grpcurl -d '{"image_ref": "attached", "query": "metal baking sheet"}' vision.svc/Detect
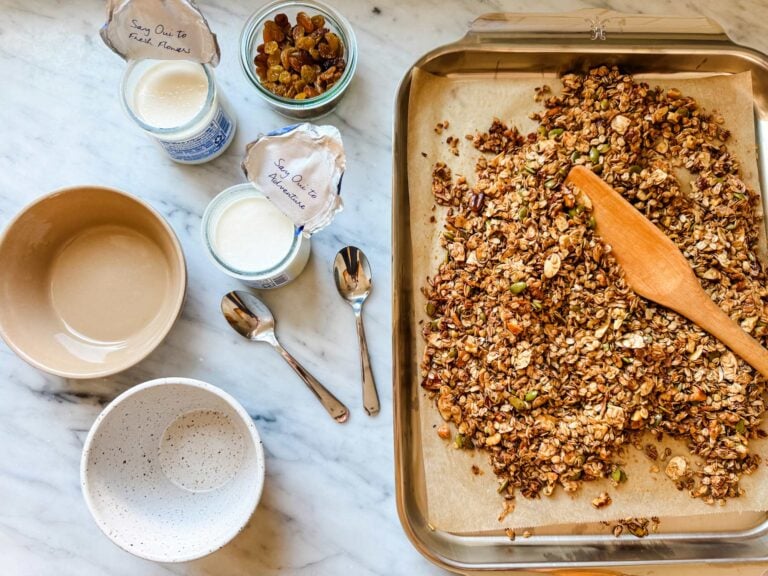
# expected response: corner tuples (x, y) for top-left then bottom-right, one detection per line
(392, 9), (768, 574)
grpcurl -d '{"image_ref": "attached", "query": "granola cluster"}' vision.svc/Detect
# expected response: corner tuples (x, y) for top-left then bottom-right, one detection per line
(421, 66), (768, 507)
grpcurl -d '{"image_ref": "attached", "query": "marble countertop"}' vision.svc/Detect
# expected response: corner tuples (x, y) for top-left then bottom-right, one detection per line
(2, 1), (768, 575)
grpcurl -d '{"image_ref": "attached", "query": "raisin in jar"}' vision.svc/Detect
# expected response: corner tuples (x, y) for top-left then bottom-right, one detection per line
(240, 0), (357, 119)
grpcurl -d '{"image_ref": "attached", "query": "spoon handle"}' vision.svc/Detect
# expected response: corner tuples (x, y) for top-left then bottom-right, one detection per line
(273, 342), (350, 423)
(355, 311), (380, 416)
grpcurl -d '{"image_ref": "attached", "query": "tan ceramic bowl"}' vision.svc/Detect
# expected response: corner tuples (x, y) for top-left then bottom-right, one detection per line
(0, 186), (186, 378)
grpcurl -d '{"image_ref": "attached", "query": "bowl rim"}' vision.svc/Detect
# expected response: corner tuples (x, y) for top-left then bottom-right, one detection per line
(0, 185), (187, 379)
(80, 377), (266, 563)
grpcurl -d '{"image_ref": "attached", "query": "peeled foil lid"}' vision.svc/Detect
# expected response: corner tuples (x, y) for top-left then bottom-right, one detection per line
(242, 124), (345, 235)
(100, 0), (220, 65)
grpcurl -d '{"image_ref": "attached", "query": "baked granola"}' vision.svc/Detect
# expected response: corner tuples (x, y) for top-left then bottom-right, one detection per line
(421, 66), (768, 509)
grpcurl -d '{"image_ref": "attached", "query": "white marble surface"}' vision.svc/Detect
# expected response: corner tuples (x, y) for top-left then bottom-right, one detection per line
(2, 1), (768, 575)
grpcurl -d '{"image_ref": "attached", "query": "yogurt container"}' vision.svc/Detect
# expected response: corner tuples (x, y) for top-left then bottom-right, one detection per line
(202, 184), (310, 289)
(100, 0), (235, 164)
(121, 59), (236, 164)
(202, 123), (344, 289)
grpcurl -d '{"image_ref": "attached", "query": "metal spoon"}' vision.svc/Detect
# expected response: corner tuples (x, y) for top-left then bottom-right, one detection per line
(333, 246), (380, 416)
(221, 291), (349, 423)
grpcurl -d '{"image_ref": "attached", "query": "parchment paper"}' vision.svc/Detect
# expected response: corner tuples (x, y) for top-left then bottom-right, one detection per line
(407, 68), (767, 533)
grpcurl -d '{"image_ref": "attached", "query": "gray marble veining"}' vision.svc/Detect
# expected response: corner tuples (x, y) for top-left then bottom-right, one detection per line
(1, 0), (768, 575)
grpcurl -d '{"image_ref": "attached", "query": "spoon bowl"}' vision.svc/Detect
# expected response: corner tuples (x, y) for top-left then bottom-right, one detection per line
(221, 291), (349, 423)
(333, 246), (380, 416)
(221, 291), (276, 344)
(334, 247), (372, 307)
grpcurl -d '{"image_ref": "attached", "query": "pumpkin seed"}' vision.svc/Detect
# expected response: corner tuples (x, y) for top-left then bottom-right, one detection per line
(548, 128), (564, 139)
(509, 396), (527, 411)
(454, 434), (472, 449)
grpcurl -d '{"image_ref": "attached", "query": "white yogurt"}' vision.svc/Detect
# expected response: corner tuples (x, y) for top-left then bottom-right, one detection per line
(121, 59), (236, 164)
(202, 184), (311, 289)
(213, 196), (295, 272)
(133, 60), (208, 129)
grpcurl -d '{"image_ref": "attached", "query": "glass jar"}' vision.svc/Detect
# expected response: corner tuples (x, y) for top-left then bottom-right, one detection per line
(239, 0), (357, 119)
(202, 184), (311, 289)
(121, 59), (237, 164)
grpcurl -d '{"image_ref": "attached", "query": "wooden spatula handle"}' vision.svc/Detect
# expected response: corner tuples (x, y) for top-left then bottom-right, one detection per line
(566, 166), (768, 382)
(675, 287), (768, 380)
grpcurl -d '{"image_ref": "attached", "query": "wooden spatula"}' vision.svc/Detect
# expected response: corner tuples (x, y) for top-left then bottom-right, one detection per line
(565, 165), (768, 379)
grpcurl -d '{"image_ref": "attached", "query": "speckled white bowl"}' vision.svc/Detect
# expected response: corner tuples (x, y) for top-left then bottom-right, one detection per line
(80, 377), (265, 562)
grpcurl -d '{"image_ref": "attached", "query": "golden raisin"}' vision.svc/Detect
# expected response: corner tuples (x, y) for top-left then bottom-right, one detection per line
(310, 15), (325, 29)
(296, 36), (316, 51)
(296, 12), (314, 33)
(318, 42), (335, 59)
(280, 47), (294, 69)
(319, 66), (336, 82)
(254, 11), (347, 100)
(267, 65), (283, 82)
(288, 54), (303, 72)
(300, 64), (317, 83)
(263, 20), (284, 43)
(325, 32), (340, 56)
(266, 53), (281, 67)
(291, 24), (305, 40)
(264, 40), (279, 55)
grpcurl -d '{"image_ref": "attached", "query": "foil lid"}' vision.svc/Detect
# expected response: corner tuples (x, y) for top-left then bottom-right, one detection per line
(242, 124), (345, 235)
(100, 0), (220, 65)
